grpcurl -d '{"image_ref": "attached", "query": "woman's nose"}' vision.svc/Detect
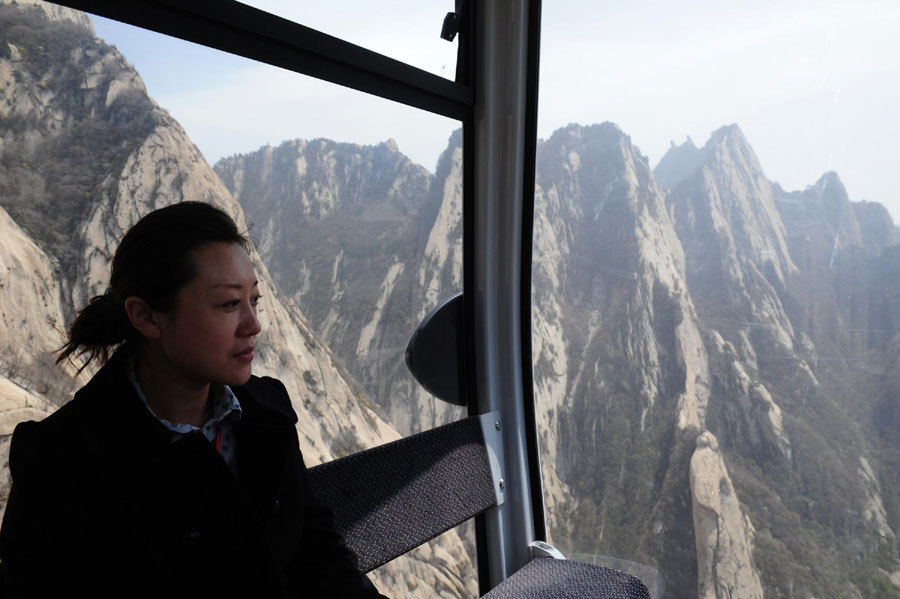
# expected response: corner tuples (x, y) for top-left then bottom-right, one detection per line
(240, 304), (262, 337)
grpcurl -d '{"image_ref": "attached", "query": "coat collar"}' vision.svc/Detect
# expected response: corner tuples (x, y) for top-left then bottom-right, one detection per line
(76, 345), (299, 516)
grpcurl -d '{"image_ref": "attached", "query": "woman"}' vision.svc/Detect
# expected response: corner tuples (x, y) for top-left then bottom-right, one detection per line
(0, 202), (388, 598)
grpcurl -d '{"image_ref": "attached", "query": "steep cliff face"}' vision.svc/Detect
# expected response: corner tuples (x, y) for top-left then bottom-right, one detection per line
(529, 120), (900, 597)
(215, 132), (466, 436)
(660, 127), (807, 469)
(665, 126), (798, 361)
(775, 172), (899, 365)
(0, 206), (59, 520)
(690, 432), (763, 599)
(0, 3), (476, 597)
(662, 128), (900, 598)
(0, 203), (74, 400)
(531, 123), (724, 594)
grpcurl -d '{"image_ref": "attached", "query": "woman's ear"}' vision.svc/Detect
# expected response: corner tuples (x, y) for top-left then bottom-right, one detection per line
(124, 297), (162, 339)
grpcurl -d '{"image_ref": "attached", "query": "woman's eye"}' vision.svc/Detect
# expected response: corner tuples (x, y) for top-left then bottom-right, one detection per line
(251, 295), (263, 306)
(223, 299), (240, 309)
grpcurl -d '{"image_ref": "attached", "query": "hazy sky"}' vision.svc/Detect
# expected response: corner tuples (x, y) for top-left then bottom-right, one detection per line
(92, 0), (900, 221)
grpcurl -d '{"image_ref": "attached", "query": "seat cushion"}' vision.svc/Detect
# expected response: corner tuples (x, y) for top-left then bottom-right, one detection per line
(481, 557), (651, 599)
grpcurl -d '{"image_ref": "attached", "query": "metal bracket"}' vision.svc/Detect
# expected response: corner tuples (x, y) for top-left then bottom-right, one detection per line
(441, 12), (459, 41)
(478, 410), (506, 506)
(529, 540), (567, 560)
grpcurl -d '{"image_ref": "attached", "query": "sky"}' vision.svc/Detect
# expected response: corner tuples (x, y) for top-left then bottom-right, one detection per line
(91, 0), (900, 221)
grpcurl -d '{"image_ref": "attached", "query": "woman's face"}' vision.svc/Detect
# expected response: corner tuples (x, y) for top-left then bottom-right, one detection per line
(154, 241), (262, 388)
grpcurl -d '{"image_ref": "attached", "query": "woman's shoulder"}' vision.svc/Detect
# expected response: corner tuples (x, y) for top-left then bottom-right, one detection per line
(233, 375), (298, 426)
(6, 397), (90, 483)
(7, 350), (134, 480)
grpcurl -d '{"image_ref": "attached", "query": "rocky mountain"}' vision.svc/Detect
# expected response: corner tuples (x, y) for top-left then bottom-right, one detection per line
(658, 132), (900, 597)
(226, 114), (900, 598)
(0, 2), (476, 597)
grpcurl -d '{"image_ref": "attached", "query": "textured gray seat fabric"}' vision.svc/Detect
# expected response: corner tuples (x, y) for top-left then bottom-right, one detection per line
(307, 416), (496, 573)
(309, 418), (652, 597)
(481, 558), (651, 599)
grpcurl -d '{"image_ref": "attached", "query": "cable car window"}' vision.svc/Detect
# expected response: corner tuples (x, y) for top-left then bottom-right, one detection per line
(534, 1), (900, 598)
(0, 2), (473, 596)
(236, 0), (460, 80)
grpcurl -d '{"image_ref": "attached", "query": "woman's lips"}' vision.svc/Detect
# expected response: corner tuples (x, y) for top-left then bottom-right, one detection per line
(235, 347), (254, 362)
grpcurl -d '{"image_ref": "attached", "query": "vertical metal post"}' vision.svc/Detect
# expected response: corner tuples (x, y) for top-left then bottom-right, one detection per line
(469, 0), (544, 590)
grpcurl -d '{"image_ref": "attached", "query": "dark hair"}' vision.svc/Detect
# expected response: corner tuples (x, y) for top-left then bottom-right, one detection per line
(57, 202), (251, 372)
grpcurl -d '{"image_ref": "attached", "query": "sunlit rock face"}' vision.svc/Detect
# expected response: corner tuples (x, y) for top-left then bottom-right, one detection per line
(655, 129), (804, 471)
(690, 432), (764, 599)
(0, 204), (73, 394)
(529, 123), (716, 594)
(526, 119), (900, 597)
(0, 3), (475, 597)
(215, 132), (466, 438)
(775, 172), (900, 366)
(665, 126), (798, 359)
(660, 127), (900, 598)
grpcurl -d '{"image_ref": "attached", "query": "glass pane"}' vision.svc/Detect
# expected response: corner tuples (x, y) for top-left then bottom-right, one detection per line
(0, 2), (471, 597)
(238, 0), (460, 80)
(90, 16), (455, 174)
(536, 2), (900, 598)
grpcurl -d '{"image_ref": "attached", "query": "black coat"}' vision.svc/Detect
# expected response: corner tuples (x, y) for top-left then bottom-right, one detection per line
(0, 347), (388, 598)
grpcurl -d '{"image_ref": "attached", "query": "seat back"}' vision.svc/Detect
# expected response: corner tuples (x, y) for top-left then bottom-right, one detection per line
(308, 415), (498, 572)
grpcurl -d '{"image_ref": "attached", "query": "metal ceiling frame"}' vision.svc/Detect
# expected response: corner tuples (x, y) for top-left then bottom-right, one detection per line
(49, 0), (472, 119)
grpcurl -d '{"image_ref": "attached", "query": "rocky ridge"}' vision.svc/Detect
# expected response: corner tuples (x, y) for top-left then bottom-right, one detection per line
(660, 131), (899, 597)
(532, 123), (759, 596)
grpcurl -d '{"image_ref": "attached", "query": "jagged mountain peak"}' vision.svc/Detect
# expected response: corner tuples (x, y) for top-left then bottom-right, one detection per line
(654, 136), (703, 190)
(706, 122), (742, 145)
(214, 134), (431, 221)
(665, 123), (798, 357)
(701, 124), (767, 183)
(537, 121), (655, 204)
(776, 169), (897, 259)
(215, 134), (430, 213)
(654, 124), (761, 191)
(221, 135), (422, 172)
(809, 169), (846, 199)
(806, 171), (854, 229)
(671, 135), (696, 150)
(545, 121), (627, 145)
(666, 124), (786, 240)
(381, 137), (400, 153)
(434, 128), (462, 171)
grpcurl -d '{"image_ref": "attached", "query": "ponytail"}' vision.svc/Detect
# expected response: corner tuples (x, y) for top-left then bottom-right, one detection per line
(56, 290), (132, 374)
